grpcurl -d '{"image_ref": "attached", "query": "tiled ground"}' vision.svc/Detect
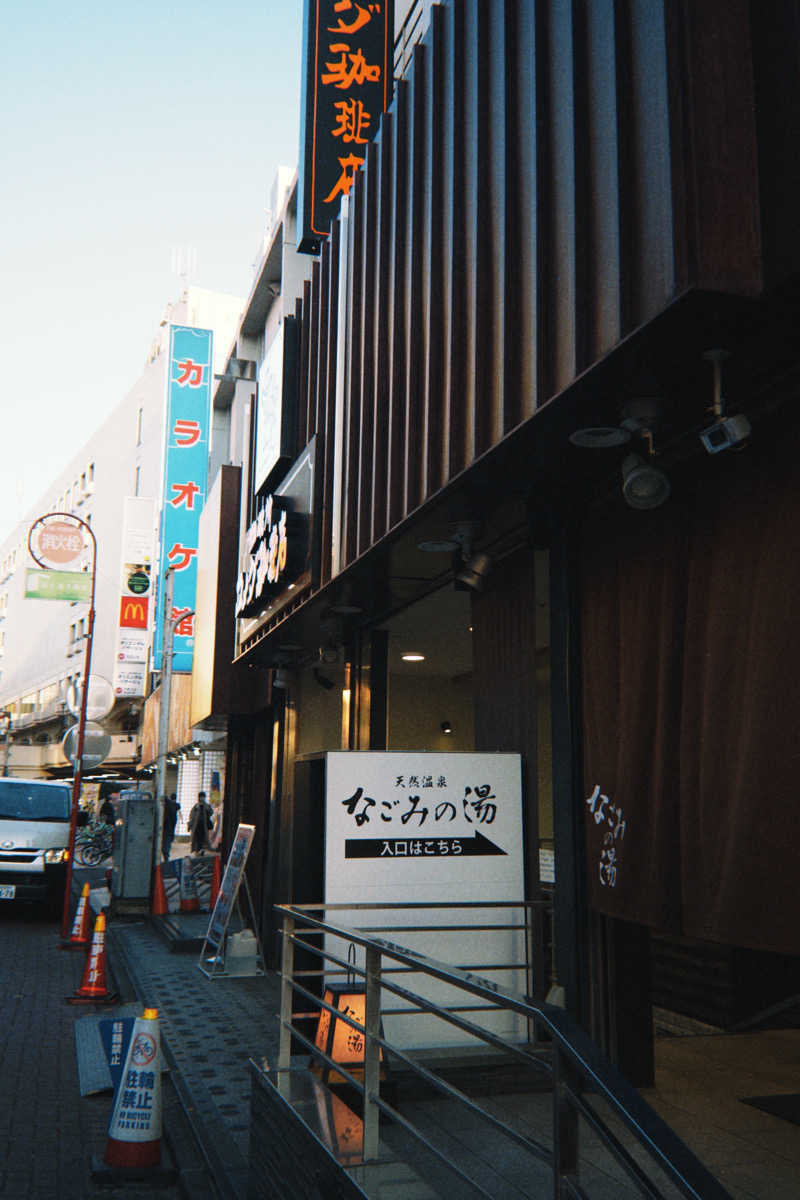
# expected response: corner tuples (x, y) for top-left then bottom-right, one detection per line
(109, 914), (800, 1199)
(642, 1029), (800, 1200)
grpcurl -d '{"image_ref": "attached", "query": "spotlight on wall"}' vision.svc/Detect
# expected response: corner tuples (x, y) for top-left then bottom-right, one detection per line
(440, 720), (453, 735)
(313, 668), (335, 691)
(455, 551), (493, 591)
(621, 454), (671, 510)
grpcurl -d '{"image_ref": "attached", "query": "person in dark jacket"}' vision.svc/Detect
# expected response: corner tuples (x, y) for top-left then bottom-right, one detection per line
(162, 793), (180, 860)
(188, 791), (213, 853)
(99, 795), (116, 825)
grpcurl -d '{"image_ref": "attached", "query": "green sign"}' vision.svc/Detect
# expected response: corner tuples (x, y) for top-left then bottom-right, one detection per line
(25, 568), (91, 603)
(126, 569), (150, 595)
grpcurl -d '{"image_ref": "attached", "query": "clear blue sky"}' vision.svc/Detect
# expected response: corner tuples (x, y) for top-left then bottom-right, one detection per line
(0, 0), (303, 544)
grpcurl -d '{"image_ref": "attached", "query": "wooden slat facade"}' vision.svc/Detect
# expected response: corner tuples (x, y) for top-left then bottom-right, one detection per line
(260, 0), (778, 628)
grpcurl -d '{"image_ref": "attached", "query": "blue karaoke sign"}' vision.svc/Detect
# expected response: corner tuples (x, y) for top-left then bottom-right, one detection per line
(153, 325), (213, 672)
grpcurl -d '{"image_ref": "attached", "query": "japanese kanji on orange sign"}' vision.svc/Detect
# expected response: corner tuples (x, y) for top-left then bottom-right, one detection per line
(298, 0), (394, 253)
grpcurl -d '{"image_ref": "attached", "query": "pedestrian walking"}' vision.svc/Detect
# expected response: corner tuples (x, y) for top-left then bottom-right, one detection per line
(162, 793), (180, 860)
(99, 794), (116, 824)
(188, 790), (213, 853)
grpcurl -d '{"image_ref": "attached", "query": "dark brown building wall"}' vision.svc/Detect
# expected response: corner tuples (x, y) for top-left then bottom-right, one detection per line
(293, 2), (767, 583)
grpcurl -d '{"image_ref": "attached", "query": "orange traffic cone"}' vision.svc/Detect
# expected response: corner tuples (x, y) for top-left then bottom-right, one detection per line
(209, 854), (222, 911)
(61, 881), (92, 949)
(151, 863), (168, 916)
(67, 911), (118, 1005)
(104, 1007), (162, 1168)
(179, 858), (199, 913)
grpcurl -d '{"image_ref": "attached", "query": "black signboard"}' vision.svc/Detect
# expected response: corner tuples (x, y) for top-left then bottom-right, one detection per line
(297, 0), (394, 254)
(236, 437), (321, 626)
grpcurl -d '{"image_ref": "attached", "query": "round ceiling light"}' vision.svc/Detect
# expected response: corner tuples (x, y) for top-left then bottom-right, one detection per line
(569, 426), (632, 449)
(417, 538), (460, 553)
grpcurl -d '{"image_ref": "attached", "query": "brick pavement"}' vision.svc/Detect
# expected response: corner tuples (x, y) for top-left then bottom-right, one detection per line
(0, 905), (198, 1199)
(109, 916), (282, 1200)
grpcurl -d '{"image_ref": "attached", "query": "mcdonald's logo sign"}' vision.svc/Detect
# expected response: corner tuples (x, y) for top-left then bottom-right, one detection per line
(120, 596), (149, 629)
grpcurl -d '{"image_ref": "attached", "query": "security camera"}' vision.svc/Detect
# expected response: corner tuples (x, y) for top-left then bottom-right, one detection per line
(699, 413), (751, 455)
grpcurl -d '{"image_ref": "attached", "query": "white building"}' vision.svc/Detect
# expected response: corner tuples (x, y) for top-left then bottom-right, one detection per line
(0, 286), (242, 781)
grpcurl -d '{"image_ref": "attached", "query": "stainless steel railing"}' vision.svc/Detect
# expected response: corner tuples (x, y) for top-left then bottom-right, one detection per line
(275, 902), (733, 1200)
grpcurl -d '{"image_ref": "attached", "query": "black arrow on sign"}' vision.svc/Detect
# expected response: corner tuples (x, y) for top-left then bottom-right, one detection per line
(344, 831), (507, 859)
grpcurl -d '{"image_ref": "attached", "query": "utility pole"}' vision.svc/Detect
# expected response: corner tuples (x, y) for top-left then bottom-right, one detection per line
(154, 568), (174, 874)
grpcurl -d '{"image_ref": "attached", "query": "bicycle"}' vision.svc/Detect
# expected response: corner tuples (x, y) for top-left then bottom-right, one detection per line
(74, 820), (114, 866)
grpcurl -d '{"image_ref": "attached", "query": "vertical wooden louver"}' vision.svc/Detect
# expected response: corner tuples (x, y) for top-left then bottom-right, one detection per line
(287, 0), (762, 587)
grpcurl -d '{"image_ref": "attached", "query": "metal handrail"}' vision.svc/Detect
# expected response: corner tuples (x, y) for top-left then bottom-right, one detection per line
(275, 902), (733, 1200)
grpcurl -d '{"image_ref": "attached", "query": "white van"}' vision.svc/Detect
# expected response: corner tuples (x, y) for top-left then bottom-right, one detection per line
(0, 777), (72, 909)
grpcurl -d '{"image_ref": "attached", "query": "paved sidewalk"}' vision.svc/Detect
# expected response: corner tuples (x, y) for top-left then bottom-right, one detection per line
(108, 913), (282, 1200)
(0, 903), (198, 1200)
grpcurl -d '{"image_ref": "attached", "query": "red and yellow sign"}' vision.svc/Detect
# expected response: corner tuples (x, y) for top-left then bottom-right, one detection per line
(119, 596), (149, 629)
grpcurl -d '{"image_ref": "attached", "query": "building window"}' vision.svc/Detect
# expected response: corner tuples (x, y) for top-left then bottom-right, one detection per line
(135, 465), (141, 496)
(136, 406), (144, 445)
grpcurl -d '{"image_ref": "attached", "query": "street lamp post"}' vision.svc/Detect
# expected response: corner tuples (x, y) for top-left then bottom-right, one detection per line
(28, 512), (98, 938)
(63, 525), (97, 937)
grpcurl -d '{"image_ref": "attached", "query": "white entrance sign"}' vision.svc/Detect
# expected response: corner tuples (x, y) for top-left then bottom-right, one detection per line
(325, 752), (526, 1051)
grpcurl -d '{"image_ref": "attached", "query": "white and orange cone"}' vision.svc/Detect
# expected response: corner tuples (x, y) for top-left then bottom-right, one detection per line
(67, 911), (117, 1004)
(104, 1007), (162, 1168)
(179, 857), (199, 913)
(61, 881), (92, 949)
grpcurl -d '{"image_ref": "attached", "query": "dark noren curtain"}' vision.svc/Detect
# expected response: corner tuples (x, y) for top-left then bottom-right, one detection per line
(581, 430), (800, 955)
(581, 504), (686, 933)
(680, 434), (800, 953)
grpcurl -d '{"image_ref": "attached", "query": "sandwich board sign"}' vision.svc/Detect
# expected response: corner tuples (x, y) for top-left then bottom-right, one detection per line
(198, 824), (264, 978)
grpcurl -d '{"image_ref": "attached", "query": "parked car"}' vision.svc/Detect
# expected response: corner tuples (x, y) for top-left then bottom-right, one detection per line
(0, 777), (72, 911)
